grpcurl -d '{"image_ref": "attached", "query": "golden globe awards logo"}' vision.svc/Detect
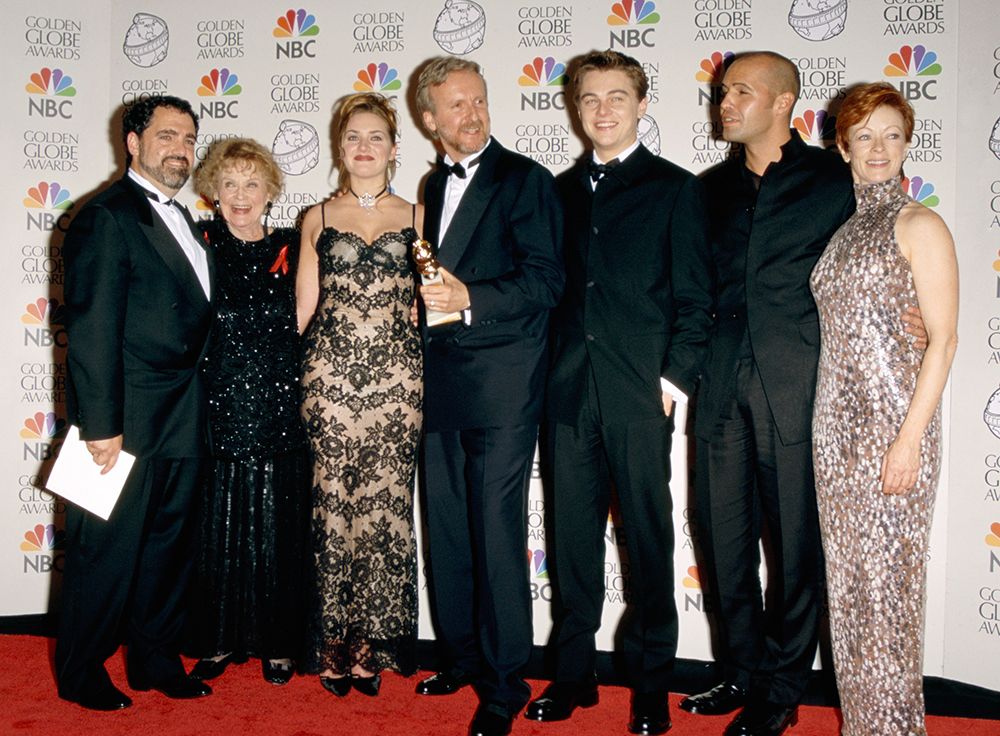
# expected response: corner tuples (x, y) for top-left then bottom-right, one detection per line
(273, 8), (319, 60)
(18, 475), (65, 515)
(788, 0), (847, 41)
(19, 362), (65, 405)
(352, 10), (404, 53)
(20, 236), (63, 286)
(270, 73), (320, 115)
(693, 0), (752, 42)
(24, 15), (81, 60)
(791, 55), (847, 101)
(517, 5), (572, 48)
(123, 12), (169, 68)
(882, 0), (944, 35)
(271, 120), (320, 176)
(608, 0), (660, 49)
(267, 191), (320, 228)
(642, 61), (661, 104)
(990, 117), (1000, 161)
(120, 79), (169, 106)
(433, 0), (486, 55)
(195, 18), (246, 60)
(23, 130), (78, 173)
(910, 118), (943, 163)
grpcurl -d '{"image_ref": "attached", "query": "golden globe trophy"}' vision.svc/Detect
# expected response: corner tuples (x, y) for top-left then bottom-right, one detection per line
(412, 237), (462, 327)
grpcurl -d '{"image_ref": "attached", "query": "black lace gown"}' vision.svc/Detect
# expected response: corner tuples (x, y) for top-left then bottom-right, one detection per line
(300, 225), (423, 676)
(189, 222), (311, 663)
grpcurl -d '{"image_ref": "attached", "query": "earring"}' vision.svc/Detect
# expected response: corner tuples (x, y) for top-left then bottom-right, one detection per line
(213, 199), (222, 222)
(263, 201), (273, 236)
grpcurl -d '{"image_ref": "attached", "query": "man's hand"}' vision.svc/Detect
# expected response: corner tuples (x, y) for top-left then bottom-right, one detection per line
(86, 435), (123, 475)
(419, 267), (470, 314)
(902, 305), (927, 350)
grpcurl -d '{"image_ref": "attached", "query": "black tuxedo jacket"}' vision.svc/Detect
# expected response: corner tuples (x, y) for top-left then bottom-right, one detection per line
(694, 134), (854, 445)
(421, 138), (564, 432)
(63, 175), (215, 458)
(546, 146), (713, 426)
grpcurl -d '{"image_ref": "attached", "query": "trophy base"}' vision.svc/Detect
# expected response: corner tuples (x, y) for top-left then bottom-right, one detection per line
(426, 308), (462, 327)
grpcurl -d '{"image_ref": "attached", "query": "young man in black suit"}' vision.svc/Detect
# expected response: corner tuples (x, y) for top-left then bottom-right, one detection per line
(527, 50), (713, 735)
(56, 95), (214, 710)
(412, 58), (564, 736)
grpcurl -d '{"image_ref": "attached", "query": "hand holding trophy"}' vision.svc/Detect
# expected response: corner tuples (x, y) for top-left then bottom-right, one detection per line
(412, 237), (462, 327)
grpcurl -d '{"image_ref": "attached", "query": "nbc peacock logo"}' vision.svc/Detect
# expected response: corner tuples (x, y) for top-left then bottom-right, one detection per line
(273, 9), (319, 59)
(20, 411), (66, 464)
(529, 548), (548, 579)
(682, 565), (701, 589)
(607, 0), (659, 50)
(901, 175), (939, 208)
(793, 109), (836, 147)
(197, 68), (241, 120)
(883, 44), (941, 102)
(695, 51), (733, 106)
(21, 297), (64, 327)
(26, 68), (76, 120)
(20, 522), (66, 575)
(20, 523), (65, 553)
(353, 62), (401, 92)
(987, 522), (1000, 547)
(23, 182), (73, 233)
(518, 57), (566, 87)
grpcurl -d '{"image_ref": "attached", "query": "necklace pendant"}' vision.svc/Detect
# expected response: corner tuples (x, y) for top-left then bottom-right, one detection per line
(358, 192), (377, 211)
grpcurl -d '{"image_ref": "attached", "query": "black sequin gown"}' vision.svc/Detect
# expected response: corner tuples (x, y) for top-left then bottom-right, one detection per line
(300, 223), (422, 676)
(189, 222), (311, 662)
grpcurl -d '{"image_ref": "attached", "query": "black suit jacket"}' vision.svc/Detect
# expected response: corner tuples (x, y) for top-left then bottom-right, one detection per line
(546, 146), (714, 426)
(63, 175), (214, 458)
(694, 134), (854, 445)
(421, 138), (564, 432)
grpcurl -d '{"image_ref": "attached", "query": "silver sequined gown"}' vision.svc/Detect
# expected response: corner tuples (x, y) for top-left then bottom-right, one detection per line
(810, 177), (939, 736)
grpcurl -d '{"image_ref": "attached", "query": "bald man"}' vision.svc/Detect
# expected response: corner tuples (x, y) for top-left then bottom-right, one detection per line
(681, 51), (847, 736)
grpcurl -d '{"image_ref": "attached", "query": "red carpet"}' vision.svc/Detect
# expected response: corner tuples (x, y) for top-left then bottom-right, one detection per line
(2, 635), (996, 736)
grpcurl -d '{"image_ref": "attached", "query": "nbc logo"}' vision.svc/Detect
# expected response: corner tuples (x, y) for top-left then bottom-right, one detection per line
(23, 182), (73, 233)
(519, 57), (566, 112)
(21, 297), (67, 350)
(353, 62), (401, 92)
(883, 45), (941, 101)
(787, 0), (848, 42)
(519, 57), (566, 87)
(793, 109), (836, 147)
(21, 523), (66, 574)
(528, 548), (552, 601)
(901, 175), (939, 208)
(529, 548), (548, 578)
(992, 249), (1000, 300)
(695, 51), (734, 106)
(608, 0), (659, 50)
(197, 68), (241, 120)
(20, 410), (66, 463)
(273, 9), (319, 59)
(681, 564), (708, 612)
(26, 68), (76, 119)
(682, 565), (701, 589)
(988, 522), (1000, 574)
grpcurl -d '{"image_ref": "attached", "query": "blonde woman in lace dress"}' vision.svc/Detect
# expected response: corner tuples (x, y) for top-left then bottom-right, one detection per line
(296, 93), (423, 698)
(810, 82), (958, 735)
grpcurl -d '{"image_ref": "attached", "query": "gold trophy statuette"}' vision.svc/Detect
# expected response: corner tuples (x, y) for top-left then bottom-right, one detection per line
(412, 237), (462, 327)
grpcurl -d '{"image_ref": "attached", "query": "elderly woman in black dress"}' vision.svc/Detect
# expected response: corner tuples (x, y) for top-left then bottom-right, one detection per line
(187, 138), (311, 685)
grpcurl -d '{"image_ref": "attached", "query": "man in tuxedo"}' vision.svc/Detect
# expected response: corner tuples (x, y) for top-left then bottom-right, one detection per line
(525, 51), (713, 735)
(680, 52), (854, 736)
(55, 95), (214, 710)
(412, 57), (564, 736)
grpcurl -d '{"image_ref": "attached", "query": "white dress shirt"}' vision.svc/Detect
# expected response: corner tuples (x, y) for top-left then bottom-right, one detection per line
(128, 169), (211, 299)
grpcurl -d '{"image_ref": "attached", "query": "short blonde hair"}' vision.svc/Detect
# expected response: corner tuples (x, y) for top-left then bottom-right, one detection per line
(415, 56), (485, 118)
(193, 138), (283, 201)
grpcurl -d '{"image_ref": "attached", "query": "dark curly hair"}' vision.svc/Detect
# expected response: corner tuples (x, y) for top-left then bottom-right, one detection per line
(122, 95), (199, 166)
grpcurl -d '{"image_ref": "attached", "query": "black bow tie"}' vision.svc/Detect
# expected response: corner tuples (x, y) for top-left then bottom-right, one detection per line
(588, 158), (620, 183)
(439, 154), (482, 179)
(143, 188), (183, 209)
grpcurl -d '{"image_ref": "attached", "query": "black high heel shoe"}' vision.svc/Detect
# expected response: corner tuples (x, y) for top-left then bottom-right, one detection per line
(262, 659), (294, 685)
(320, 675), (351, 697)
(351, 672), (381, 697)
(190, 652), (234, 681)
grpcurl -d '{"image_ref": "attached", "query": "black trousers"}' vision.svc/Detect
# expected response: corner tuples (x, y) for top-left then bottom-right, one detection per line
(422, 424), (537, 714)
(544, 372), (677, 693)
(694, 357), (823, 707)
(55, 456), (203, 699)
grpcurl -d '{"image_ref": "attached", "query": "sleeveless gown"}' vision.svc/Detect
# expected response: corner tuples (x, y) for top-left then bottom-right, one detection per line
(810, 177), (939, 736)
(300, 220), (423, 675)
(190, 223), (311, 662)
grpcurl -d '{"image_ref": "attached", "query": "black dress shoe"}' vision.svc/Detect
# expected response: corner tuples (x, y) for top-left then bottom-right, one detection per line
(63, 683), (133, 711)
(134, 675), (212, 699)
(629, 691), (672, 735)
(262, 659), (294, 685)
(469, 705), (514, 736)
(190, 653), (234, 681)
(351, 672), (381, 697)
(415, 670), (474, 695)
(680, 681), (748, 715)
(320, 675), (351, 697)
(724, 702), (798, 736)
(525, 681), (599, 721)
